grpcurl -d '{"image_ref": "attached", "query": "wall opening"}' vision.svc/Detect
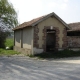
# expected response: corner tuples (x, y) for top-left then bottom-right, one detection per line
(46, 29), (56, 52)
(67, 31), (80, 48)
(67, 31), (80, 36)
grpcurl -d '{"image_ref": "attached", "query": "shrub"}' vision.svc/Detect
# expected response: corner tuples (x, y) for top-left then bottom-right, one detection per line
(5, 39), (14, 50)
(0, 30), (7, 48)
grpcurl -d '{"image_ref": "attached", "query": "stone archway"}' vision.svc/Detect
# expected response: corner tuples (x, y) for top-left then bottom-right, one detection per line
(42, 26), (60, 52)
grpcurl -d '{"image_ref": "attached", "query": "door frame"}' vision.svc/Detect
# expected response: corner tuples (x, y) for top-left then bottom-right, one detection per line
(46, 29), (56, 52)
(43, 26), (59, 52)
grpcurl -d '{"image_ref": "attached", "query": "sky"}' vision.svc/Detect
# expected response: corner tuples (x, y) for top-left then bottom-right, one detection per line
(9, 0), (80, 24)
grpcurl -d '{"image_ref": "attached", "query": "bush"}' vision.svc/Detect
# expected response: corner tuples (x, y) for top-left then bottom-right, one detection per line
(9, 46), (13, 50)
(0, 30), (7, 48)
(5, 39), (14, 50)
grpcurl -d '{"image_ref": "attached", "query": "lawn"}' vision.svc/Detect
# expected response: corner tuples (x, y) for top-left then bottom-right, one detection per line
(0, 39), (20, 56)
(0, 48), (20, 56)
(5, 39), (14, 49)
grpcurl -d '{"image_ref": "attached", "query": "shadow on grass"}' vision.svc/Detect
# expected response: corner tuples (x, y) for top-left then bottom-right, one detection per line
(32, 49), (80, 59)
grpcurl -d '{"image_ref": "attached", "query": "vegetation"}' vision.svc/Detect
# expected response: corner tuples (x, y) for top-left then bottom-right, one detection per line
(32, 49), (80, 59)
(0, 31), (7, 48)
(5, 38), (13, 49)
(0, 0), (18, 48)
(0, 39), (20, 56)
(0, 0), (18, 28)
(0, 48), (20, 56)
(1, 39), (80, 58)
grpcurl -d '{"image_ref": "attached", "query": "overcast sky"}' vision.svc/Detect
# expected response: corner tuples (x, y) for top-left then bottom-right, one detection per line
(9, 0), (80, 24)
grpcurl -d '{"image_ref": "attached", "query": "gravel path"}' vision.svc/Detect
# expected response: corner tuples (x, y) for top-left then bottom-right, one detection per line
(0, 56), (80, 80)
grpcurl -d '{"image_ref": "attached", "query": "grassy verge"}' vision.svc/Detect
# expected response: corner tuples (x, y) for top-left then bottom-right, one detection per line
(32, 49), (80, 59)
(0, 48), (20, 56)
(0, 39), (20, 56)
(5, 39), (14, 49)
(3, 39), (80, 58)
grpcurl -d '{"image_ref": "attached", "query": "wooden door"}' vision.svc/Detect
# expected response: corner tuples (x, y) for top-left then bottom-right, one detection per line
(46, 30), (56, 52)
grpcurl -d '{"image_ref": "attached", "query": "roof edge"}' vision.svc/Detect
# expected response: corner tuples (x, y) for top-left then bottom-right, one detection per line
(32, 12), (70, 29)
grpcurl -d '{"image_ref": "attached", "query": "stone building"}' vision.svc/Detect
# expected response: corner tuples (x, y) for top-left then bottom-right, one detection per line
(13, 12), (71, 54)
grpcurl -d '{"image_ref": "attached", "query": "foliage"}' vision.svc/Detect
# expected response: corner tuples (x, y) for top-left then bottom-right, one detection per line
(0, 48), (20, 56)
(0, 30), (7, 48)
(0, 0), (18, 29)
(33, 49), (80, 59)
(0, 0), (18, 48)
(5, 39), (13, 49)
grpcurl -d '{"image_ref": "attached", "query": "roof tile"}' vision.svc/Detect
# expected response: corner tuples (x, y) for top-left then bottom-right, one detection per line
(68, 22), (80, 31)
(13, 16), (45, 30)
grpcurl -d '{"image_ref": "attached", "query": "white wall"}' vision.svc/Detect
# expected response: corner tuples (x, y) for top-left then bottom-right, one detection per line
(15, 30), (21, 47)
(23, 27), (33, 49)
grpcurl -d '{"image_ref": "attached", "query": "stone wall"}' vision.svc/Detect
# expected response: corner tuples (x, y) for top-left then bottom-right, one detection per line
(33, 25), (39, 48)
(33, 16), (68, 53)
(33, 25), (67, 52)
(14, 46), (32, 55)
(67, 36), (80, 48)
(62, 27), (67, 49)
(42, 26), (60, 51)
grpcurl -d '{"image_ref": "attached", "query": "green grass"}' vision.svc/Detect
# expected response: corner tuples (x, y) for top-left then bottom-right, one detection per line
(0, 39), (20, 56)
(5, 39), (13, 48)
(33, 49), (80, 59)
(0, 48), (20, 56)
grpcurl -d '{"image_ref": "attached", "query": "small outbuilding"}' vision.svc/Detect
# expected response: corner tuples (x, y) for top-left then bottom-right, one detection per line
(13, 12), (70, 55)
(67, 22), (80, 50)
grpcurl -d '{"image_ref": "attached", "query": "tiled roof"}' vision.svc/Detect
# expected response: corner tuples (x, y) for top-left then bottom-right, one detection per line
(13, 12), (70, 30)
(68, 22), (80, 31)
(13, 16), (45, 30)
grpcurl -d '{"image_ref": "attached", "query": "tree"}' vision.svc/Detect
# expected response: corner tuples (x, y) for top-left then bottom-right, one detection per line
(0, 29), (7, 48)
(0, 0), (18, 30)
(0, 0), (18, 48)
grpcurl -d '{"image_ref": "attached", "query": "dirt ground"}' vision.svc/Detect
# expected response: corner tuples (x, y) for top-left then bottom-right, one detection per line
(0, 56), (80, 80)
